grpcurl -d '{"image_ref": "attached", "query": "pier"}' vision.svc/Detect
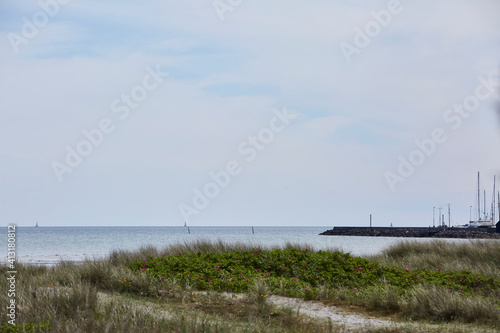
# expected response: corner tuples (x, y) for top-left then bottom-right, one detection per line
(320, 226), (500, 239)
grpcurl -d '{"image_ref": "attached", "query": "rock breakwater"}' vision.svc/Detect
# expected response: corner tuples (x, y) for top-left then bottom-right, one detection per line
(320, 227), (500, 239)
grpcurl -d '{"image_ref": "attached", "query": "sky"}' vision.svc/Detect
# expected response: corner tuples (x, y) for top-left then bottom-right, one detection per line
(0, 0), (499, 227)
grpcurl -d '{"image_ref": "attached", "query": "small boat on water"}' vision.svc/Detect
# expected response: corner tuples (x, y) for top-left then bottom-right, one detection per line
(35, 222), (39, 228)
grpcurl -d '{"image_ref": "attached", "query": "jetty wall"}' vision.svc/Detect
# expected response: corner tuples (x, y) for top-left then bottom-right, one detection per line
(320, 226), (500, 239)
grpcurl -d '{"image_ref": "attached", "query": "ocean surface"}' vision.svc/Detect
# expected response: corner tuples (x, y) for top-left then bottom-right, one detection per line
(1, 226), (476, 265)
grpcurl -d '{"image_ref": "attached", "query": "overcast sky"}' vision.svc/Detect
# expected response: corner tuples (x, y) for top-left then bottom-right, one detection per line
(1, 0), (499, 227)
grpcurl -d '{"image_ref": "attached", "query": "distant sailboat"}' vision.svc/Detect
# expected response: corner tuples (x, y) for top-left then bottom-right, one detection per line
(184, 222), (187, 227)
(35, 222), (39, 228)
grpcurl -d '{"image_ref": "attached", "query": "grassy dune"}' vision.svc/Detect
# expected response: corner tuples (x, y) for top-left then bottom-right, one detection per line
(1, 240), (499, 332)
(369, 239), (500, 278)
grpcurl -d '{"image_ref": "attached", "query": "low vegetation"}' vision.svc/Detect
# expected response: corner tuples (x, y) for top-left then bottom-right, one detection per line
(128, 246), (498, 295)
(1, 239), (499, 332)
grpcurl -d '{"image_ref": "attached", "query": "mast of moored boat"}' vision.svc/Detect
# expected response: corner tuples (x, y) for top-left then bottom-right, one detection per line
(447, 204), (451, 227)
(477, 172), (481, 221)
(492, 176), (496, 225)
(484, 190), (486, 220)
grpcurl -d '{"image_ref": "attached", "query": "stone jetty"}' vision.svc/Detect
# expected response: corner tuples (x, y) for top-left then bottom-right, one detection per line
(320, 226), (500, 239)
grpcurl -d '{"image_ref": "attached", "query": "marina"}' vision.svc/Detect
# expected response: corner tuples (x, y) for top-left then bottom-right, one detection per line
(322, 172), (500, 239)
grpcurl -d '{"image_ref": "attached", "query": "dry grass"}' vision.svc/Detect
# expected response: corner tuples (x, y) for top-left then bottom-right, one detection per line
(370, 239), (500, 278)
(403, 285), (500, 324)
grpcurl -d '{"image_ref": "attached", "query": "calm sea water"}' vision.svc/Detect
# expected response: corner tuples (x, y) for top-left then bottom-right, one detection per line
(1, 226), (475, 265)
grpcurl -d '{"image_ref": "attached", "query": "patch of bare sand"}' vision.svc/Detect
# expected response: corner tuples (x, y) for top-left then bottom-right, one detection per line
(221, 292), (398, 330)
(268, 295), (398, 329)
(264, 295), (498, 333)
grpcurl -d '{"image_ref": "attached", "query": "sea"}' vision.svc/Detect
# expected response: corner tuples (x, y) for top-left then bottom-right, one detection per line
(1, 226), (476, 266)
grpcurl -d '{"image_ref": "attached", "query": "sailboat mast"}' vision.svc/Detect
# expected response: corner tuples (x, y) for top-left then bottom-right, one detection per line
(477, 172), (481, 221)
(493, 176), (496, 224)
(484, 190), (486, 219)
(447, 204), (451, 227)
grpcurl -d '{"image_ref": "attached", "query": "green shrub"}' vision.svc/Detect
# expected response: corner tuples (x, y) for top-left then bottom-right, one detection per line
(128, 247), (499, 297)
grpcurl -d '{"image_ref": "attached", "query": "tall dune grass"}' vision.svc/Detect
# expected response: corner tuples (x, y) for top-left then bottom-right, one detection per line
(108, 240), (339, 267)
(370, 239), (500, 278)
(403, 285), (500, 323)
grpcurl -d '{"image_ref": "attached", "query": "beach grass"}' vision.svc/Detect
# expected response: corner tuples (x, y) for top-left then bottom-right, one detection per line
(1, 240), (500, 332)
(0, 245), (357, 333)
(369, 239), (500, 278)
